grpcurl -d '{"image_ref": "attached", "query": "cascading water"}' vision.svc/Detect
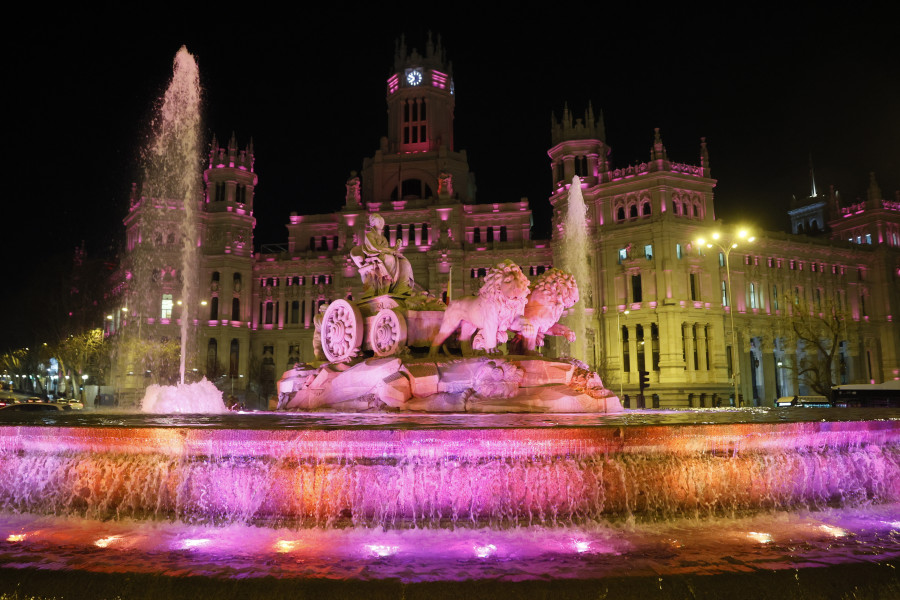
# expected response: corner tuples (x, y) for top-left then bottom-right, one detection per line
(140, 46), (202, 387)
(562, 175), (591, 361)
(1, 411), (898, 596)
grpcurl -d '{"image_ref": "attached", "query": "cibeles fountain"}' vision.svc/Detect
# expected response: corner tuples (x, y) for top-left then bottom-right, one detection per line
(1, 47), (899, 599)
(273, 214), (619, 414)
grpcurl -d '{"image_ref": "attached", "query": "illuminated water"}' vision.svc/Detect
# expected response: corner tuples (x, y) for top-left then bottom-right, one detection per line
(1, 408), (897, 597)
(136, 46), (201, 387)
(562, 175), (590, 361)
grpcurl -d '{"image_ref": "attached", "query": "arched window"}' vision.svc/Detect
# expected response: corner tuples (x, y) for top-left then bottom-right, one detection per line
(617, 206), (626, 221)
(629, 204), (638, 218)
(641, 201), (652, 216)
(209, 297), (218, 320)
(231, 298), (240, 321)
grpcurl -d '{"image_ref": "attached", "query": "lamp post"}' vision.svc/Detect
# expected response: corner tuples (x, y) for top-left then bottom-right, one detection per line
(616, 309), (630, 404)
(695, 229), (755, 407)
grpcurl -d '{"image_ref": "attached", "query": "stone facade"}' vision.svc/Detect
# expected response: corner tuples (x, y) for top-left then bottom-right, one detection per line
(110, 39), (899, 408)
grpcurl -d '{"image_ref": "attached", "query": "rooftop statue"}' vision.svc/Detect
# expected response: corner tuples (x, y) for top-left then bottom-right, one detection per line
(430, 260), (531, 356)
(350, 213), (414, 297)
(508, 268), (579, 354)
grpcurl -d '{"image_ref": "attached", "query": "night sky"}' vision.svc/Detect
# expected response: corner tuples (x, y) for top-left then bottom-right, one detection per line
(3, 8), (897, 349)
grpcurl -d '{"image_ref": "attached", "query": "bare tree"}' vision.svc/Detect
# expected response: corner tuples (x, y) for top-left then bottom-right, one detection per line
(781, 294), (846, 400)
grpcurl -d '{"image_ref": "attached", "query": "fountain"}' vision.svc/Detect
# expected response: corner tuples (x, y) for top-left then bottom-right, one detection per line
(562, 175), (591, 361)
(1, 50), (898, 599)
(133, 47), (224, 414)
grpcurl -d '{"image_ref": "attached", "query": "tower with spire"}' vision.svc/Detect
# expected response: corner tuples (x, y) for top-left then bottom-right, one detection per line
(788, 154), (829, 234)
(359, 32), (474, 206)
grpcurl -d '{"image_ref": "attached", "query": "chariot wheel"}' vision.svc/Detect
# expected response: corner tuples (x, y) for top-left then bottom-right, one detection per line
(321, 300), (364, 362)
(369, 308), (408, 357)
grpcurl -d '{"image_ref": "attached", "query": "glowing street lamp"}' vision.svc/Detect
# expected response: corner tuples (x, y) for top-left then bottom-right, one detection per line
(694, 228), (755, 406)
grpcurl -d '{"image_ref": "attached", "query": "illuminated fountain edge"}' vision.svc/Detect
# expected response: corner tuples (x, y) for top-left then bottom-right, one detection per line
(2, 418), (897, 529)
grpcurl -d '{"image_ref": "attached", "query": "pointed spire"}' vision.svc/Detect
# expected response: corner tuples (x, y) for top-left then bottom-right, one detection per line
(700, 137), (710, 176)
(650, 127), (667, 161)
(808, 153), (818, 198)
(867, 172), (882, 203)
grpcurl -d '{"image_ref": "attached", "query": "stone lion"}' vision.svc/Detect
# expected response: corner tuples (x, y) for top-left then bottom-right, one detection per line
(429, 260), (531, 356)
(508, 268), (579, 354)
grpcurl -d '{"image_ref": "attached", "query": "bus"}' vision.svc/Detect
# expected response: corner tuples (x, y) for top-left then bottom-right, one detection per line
(832, 381), (900, 408)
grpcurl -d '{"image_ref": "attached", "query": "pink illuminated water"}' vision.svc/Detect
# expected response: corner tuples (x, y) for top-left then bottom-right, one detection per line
(0, 411), (898, 591)
(138, 46), (202, 386)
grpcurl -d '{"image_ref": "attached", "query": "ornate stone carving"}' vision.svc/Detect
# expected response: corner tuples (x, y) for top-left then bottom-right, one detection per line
(430, 260), (530, 356)
(350, 213), (415, 297)
(321, 300), (363, 362)
(509, 268), (579, 354)
(370, 308), (407, 357)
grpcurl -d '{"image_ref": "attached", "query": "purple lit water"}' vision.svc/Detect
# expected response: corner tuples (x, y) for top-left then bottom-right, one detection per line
(1, 408), (898, 593)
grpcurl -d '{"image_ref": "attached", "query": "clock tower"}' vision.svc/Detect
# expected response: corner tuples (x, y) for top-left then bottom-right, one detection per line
(386, 33), (455, 154)
(360, 33), (474, 205)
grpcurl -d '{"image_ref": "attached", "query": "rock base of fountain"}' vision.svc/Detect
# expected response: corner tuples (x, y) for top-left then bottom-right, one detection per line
(277, 356), (622, 413)
(141, 378), (228, 414)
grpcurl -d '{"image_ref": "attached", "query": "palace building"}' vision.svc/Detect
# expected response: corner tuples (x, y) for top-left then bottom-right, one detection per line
(109, 38), (900, 408)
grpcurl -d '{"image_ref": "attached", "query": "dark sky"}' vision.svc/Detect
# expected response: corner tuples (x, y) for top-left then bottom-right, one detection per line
(3, 8), (898, 349)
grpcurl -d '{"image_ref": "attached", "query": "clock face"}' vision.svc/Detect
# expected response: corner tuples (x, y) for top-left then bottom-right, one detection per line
(406, 69), (423, 86)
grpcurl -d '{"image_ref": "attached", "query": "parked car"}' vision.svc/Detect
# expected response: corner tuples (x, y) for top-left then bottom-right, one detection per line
(1, 403), (66, 412)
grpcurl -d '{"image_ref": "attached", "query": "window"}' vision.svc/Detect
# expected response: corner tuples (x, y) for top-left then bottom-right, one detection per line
(232, 298), (240, 321)
(718, 252), (725, 267)
(499, 226), (507, 242)
(161, 294), (173, 320)
(618, 248), (627, 264)
(641, 201), (651, 216)
(629, 205), (638, 218)
(721, 280), (728, 307)
(644, 244), (653, 260)
(291, 301), (300, 324)
(772, 285), (779, 310)
(865, 233), (872, 244)
(622, 326), (630, 372)
(631, 274), (642, 303)
(617, 207), (626, 221)
(209, 297), (218, 320)
(690, 273), (699, 301)
(651, 323), (660, 371)
(749, 283), (758, 309)
(487, 226), (494, 242)
(473, 227), (481, 243)
(676, 243), (683, 259)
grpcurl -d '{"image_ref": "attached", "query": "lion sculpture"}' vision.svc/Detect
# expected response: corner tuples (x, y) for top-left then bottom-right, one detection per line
(508, 268), (579, 354)
(429, 260), (531, 356)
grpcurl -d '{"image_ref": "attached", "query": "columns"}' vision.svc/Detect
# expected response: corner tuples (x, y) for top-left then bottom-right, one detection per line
(683, 322), (695, 374)
(696, 325), (709, 373)
(760, 335), (776, 406)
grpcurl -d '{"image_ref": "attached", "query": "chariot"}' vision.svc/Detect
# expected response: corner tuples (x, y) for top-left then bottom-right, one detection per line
(319, 294), (444, 362)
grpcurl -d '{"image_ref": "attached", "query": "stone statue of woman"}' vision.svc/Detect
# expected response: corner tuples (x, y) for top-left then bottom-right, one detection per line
(350, 213), (415, 296)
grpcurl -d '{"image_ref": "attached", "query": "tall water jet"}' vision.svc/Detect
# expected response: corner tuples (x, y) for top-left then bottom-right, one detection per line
(562, 175), (591, 362)
(141, 46), (202, 385)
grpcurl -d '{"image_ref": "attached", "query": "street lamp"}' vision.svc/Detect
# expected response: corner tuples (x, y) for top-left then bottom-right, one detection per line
(81, 373), (89, 403)
(616, 309), (630, 404)
(695, 228), (755, 407)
